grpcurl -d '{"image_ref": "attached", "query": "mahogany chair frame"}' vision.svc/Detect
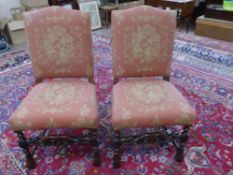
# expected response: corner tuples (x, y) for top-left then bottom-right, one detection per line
(15, 77), (101, 169)
(113, 76), (191, 168)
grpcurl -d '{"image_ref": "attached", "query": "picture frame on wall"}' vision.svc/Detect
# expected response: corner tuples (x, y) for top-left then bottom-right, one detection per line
(78, 1), (102, 30)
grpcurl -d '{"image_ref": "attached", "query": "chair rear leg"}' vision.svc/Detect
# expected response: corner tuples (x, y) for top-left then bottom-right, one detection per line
(15, 131), (36, 169)
(113, 130), (121, 168)
(174, 125), (190, 162)
(92, 129), (101, 166)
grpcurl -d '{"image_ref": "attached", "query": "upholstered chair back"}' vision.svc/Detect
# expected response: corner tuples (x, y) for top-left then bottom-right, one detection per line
(112, 6), (176, 78)
(24, 7), (94, 80)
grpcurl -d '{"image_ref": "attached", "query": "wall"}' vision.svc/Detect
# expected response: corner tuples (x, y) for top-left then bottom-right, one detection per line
(0, 0), (20, 20)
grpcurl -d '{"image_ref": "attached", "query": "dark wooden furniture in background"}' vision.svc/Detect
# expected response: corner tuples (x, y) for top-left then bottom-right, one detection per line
(206, 0), (222, 4)
(145, 0), (195, 18)
(100, 4), (119, 27)
(204, 0), (233, 22)
(145, 0), (195, 32)
(205, 4), (233, 21)
(48, 0), (79, 9)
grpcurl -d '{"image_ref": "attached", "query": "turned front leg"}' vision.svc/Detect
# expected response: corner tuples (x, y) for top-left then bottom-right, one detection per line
(174, 125), (190, 162)
(15, 131), (36, 169)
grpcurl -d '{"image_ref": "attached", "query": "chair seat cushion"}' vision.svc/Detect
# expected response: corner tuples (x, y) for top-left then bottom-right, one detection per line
(9, 80), (98, 131)
(112, 79), (196, 130)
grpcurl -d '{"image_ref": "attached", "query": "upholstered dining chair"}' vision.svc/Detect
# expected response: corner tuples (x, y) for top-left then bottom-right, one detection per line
(8, 7), (100, 169)
(111, 6), (196, 168)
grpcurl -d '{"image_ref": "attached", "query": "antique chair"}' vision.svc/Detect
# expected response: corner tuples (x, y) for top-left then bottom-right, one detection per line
(111, 6), (196, 168)
(8, 7), (100, 169)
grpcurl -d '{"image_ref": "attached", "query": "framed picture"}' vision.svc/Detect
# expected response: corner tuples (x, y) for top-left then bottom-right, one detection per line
(79, 1), (102, 30)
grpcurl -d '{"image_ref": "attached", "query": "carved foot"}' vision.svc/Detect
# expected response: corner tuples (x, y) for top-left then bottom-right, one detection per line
(26, 157), (36, 169)
(113, 130), (121, 168)
(93, 147), (101, 166)
(92, 130), (101, 166)
(113, 153), (121, 168)
(174, 147), (184, 162)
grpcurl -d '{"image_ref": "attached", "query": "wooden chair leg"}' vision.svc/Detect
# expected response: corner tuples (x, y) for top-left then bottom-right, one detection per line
(185, 16), (192, 33)
(174, 125), (190, 162)
(15, 131), (36, 169)
(113, 130), (121, 168)
(175, 146), (184, 162)
(92, 129), (101, 166)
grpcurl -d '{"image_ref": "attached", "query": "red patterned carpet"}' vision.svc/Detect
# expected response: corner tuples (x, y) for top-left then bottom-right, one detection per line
(0, 34), (233, 175)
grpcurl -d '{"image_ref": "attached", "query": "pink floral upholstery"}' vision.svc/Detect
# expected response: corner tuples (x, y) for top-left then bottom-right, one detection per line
(111, 6), (196, 130)
(112, 79), (196, 130)
(9, 7), (99, 131)
(112, 6), (176, 78)
(24, 7), (93, 80)
(9, 80), (99, 131)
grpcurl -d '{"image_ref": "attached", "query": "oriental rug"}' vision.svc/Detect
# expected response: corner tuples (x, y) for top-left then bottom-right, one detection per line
(0, 34), (232, 175)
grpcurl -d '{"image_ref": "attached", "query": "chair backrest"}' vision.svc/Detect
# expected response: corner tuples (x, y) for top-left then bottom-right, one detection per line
(24, 7), (94, 80)
(112, 5), (176, 78)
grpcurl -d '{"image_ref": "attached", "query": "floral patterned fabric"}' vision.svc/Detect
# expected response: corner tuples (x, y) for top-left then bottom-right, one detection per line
(112, 79), (196, 130)
(112, 6), (176, 78)
(9, 80), (99, 131)
(24, 7), (94, 80)
(111, 6), (195, 130)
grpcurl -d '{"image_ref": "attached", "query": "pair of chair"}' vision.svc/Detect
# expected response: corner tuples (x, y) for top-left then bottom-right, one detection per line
(8, 6), (196, 169)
